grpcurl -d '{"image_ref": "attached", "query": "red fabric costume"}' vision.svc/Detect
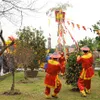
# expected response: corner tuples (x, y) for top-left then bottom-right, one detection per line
(44, 59), (64, 96)
(59, 53), (66, 73)
(77, 52), (94, 92)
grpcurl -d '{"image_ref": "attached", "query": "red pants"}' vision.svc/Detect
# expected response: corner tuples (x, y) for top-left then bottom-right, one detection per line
(45, 83), (62, 95)
(78, 78), (91, 91)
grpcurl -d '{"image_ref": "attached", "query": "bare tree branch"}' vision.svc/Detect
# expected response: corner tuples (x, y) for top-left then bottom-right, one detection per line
(0, 0), (47, 26)
(2, 0), (37, 11)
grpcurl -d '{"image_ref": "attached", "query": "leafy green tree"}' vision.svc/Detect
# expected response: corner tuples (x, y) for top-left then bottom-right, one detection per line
(14, 40), (33, 79)
(49, 48), (55, 53)
(92, 21), (100, 51)
(92, 20), (100, 35)
(65, 37), (96, 89)
(65, 52), (82, 90)
(95, 36), (100, 51)
(15, 26), (46, 79)
(78, 37), (95, 51)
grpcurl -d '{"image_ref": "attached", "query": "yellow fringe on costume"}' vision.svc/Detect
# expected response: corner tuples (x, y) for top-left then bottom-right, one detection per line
(80, 68), (94, 80)
(45, 75), (61, 89)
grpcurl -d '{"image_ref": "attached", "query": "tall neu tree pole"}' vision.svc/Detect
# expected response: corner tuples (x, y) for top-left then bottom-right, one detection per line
(55, 9), (67, 60)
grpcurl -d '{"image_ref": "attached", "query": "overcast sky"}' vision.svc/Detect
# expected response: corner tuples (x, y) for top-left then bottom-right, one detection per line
(0, 0), (99, 48)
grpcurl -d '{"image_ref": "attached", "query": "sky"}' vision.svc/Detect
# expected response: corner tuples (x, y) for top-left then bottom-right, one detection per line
(0, 0), (100, 48)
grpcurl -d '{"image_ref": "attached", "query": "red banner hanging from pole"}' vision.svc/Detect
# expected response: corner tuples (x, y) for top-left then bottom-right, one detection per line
(55, 10), (65, 23)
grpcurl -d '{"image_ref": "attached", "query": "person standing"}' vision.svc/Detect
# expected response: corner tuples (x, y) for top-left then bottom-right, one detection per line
(59, 52), (66, 75)
(44, 52), (65, 99)
(77, 46), (94, 97)
(44, 54), (51, 71)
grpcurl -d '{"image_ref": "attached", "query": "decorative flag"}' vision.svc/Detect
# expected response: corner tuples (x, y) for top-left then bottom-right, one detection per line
(63, 37), (66, 44)
(89, 28), (93, 32)
(82, 26), (86, 31)
(58, 24), (62, 36)
(60, 31), (62, 37)
(67, 21), (70, 25)
(63, 23), (79, 51)
(57, 37), (61, 43)
(71, 22), (75, 28)
(48, 18), (50, 27)
(76, 24), (80, 30)
(66, 20), (89, 32)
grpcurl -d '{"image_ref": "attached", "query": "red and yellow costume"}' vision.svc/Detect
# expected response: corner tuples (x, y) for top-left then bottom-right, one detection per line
(44, 59), (64, 97)
(77, 52), (94, 95)
(59, 53), (66, 74)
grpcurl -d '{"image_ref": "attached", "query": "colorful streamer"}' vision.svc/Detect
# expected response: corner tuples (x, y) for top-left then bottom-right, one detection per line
(63, 23), (79, 51)
(67, 20), (88, 31)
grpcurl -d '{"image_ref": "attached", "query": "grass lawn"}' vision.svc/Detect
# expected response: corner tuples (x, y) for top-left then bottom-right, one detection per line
(0, 71), (100, 100)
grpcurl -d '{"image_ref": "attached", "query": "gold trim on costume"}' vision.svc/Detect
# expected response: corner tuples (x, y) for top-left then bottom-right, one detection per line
(82, 53), (92, 59)
(48, 60), (59, 65)
(45, 75), (61, 89)
(80, 68), (94, 80)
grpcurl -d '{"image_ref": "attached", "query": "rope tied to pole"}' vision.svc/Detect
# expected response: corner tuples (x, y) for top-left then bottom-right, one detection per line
(63, 22), (80, 52)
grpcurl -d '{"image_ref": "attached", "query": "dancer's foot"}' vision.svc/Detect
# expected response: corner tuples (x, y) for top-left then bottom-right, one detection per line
(80, 90), (87, 97)
(52, 93), (58, 98)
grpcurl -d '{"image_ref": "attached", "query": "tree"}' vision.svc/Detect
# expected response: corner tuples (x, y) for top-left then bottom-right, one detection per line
(65, 37), (95, 90)
(0, 30), (19, 95)
(15, 26), (46, 79)
(49, 48), (55, 53)
(65, 51), (82, 90)
(0, 0), (47, 26)
(92, 21), (100, 51)
(92, 20), (100, 35)
(65, 36), (98, 89)
(14, 40), (33, 79)
(78, 37), (95, 51)
(95, 36), (100, 51)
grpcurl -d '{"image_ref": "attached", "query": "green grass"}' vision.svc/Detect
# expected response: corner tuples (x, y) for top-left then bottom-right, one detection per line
(0, 71), (100, 100)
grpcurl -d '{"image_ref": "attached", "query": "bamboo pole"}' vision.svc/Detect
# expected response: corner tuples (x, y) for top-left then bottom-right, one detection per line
(58, 9), (67, 60)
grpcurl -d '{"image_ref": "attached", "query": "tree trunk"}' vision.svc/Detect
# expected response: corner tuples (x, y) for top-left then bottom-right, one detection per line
(10, 56), (15, 91)
(11, 70), (15, 91)
(24, 66), (28, 80)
